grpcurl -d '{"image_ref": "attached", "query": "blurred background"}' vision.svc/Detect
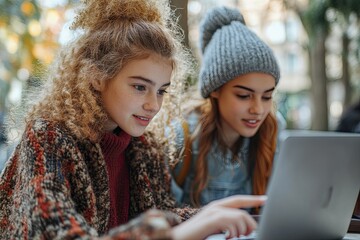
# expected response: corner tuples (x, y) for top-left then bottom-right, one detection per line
(1, 0), (360, 167)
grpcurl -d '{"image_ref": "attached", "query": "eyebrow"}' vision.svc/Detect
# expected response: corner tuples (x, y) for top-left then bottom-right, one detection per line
(131, 76), (171, 87)
(234, 85), (275, 93)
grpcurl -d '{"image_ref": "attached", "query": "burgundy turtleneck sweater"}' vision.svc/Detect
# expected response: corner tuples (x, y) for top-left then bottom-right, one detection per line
(100, 129), (132, 229)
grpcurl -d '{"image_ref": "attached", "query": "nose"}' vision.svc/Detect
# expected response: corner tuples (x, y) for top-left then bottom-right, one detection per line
(143, 93), (160, 113)
(249, 98), (264, 115)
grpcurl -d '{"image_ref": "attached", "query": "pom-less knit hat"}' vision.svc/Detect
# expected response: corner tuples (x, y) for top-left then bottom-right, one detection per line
(199, 6), (280, 98)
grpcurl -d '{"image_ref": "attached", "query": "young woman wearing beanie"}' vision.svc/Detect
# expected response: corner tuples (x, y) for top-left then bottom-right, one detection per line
(0, 1), (267, 239)
(170, 6), (285, 210)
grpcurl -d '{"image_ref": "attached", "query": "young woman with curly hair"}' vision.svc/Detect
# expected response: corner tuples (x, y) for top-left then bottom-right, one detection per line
(171, 6), (285, 210)
(0, 0), (266, 239)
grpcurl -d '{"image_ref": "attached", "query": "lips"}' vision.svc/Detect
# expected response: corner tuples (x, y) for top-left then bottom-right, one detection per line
(134, 115), (150, 121)
(133, 114), (152, 126)
(243, 119), (261, 128)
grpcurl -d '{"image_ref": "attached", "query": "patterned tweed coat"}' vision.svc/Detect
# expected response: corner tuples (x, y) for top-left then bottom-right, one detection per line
(0, 119), (198, 239)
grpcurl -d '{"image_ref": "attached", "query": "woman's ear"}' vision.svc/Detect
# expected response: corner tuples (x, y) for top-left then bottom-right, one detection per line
(210, 90), (219, 99)
(91, 78), (104, 91)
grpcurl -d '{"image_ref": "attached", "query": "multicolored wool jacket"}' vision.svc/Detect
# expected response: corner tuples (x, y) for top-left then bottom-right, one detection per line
(0, 119), (198, 239)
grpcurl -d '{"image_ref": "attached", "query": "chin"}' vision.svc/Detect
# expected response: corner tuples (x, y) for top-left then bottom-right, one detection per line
(130, 129), (146, 137)
(132, 133), (144, 137)
(241, 129), (259, 138)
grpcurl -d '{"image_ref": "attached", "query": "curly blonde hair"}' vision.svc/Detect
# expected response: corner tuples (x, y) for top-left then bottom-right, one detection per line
(25, 0), (192, 145)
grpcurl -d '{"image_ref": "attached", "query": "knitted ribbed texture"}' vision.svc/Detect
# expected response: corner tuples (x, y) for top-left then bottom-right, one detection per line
(0, 119), (200, 239)
(101, 130), (131, 228)
(199, 6), (280, 98)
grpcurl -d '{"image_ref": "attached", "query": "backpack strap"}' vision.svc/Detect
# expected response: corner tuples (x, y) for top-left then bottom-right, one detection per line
(174, 121), (192, 187)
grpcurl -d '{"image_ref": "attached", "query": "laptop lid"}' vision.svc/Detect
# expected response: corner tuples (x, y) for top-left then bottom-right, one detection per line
(256, 130), (360, 240)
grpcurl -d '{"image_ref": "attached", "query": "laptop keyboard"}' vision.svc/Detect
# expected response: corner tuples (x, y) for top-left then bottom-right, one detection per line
(236, 231), (257, 240)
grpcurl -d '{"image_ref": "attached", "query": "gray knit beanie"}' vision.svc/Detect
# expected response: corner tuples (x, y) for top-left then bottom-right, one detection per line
(199, 6), (280, 98)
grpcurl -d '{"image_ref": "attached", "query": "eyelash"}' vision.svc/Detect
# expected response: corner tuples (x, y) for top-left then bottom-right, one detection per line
(133, 85), (168, 96)
(158, 89), (168, 96)
(237, 95), (250, 100)
(263, 96), (272, 101)
(236, 95), (273, 101)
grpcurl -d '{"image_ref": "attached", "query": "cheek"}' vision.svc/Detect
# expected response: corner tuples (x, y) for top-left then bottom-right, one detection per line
(263, 101), (273, 113)
(102, 88), (129, 116)
(225, 97), (246, 113)
(219, 100), (241, 118)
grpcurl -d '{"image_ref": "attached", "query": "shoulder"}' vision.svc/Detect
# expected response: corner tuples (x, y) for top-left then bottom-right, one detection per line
(23, 119), (97, 160)
(26, 119), (76, 142)
(176, 111), (200, 140)
(186, 111), (200, 132)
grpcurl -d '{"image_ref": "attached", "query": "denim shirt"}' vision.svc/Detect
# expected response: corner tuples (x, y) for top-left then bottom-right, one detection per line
(179, 140), (252, 206)
(171, 111), (286, 207)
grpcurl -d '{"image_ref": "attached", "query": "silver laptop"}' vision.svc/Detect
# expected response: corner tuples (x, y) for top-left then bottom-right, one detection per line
(255, 130), (360, 240)
(207, 130), (360, 240)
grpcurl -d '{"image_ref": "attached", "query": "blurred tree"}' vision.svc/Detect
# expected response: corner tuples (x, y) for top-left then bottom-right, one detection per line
(170, 0), (189, 47)
(170, 0), (199, 87)
(286, 0), (360, 130)
(0, 0), (42, 112)
(0, 0), (80, 145)
(0, 0), (79, 114)
(287, 0), (330, 130)
(327, 0), (360, 109)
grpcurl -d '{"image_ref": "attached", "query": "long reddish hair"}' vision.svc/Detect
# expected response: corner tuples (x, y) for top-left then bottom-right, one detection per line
(189, 97), (278, 207)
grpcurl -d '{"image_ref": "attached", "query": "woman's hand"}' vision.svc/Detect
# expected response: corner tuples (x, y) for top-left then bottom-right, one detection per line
(171, 195), (267, 240)
(106, 209), (180, 240)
